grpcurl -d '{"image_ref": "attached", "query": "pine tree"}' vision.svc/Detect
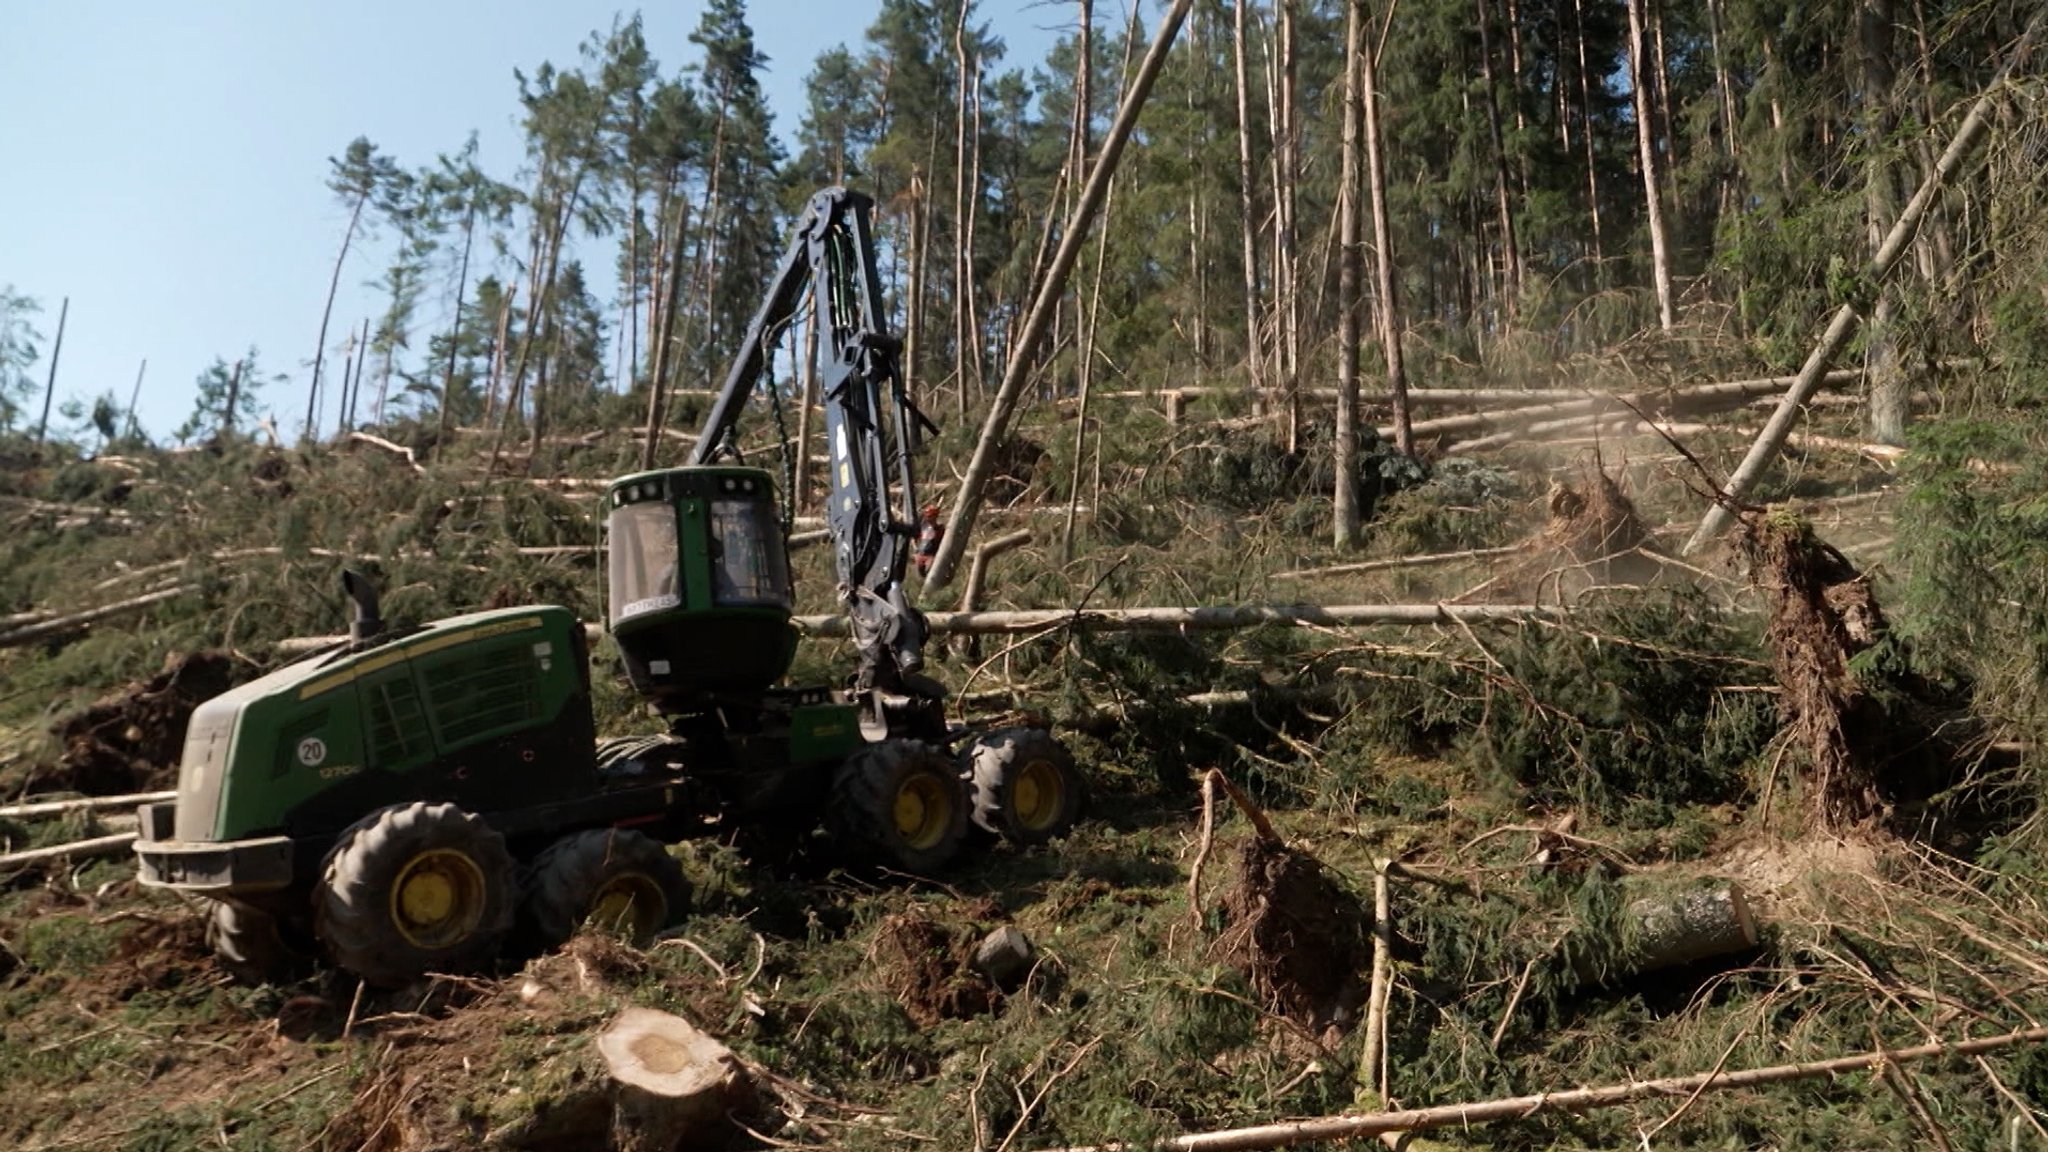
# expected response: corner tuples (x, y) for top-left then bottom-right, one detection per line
(0, 286), (42, 433)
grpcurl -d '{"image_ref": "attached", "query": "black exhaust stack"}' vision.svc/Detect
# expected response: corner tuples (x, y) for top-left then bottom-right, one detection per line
(341, 569), (382, 642)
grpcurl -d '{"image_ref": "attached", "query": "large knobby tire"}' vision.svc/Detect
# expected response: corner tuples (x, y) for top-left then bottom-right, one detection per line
(314, 802), (517, 987)
(206, 900), (307, 985)
(830, 739), (971, 873)
(525, 828), (691, 948)
(962, 727), (1086, 847)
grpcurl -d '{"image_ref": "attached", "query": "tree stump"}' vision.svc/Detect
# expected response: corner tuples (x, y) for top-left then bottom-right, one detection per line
(597, 1007), (754, 1152)
(1575, 881), (1760, 983)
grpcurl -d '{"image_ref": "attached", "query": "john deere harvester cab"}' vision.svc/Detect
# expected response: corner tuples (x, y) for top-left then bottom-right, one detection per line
(606, 465), (797, 707)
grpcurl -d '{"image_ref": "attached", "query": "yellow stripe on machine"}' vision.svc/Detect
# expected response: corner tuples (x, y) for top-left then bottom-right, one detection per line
(298, 616), (545, 700)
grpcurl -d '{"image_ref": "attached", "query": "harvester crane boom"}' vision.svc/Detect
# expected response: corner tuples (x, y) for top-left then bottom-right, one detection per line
(689, 186), (939, 700)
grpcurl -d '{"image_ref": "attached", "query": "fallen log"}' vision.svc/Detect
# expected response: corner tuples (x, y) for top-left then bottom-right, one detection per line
(1043, 1027), (2048, 1152)
(0, 585), (194, 649)
(0, 832), (138, 870)
(0, 790), (175, 820)
(1448, 417), (1716, 455)
(275, 602), (1553, 655)
(797, 602), (1553, 638)
(345, 432), (426, 474)
(1272, 545), (1525, 581)
(1380, 369), (1865, 445)
(1574, 880), (1760, 983)
(598, 1007), (755, 1152)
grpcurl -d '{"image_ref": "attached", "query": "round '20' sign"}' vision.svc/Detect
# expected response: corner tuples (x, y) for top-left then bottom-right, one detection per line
(297, 736), (328, 767)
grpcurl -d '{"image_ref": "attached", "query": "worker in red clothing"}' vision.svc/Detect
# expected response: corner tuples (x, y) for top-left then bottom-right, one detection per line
(913, 503), (944, 575)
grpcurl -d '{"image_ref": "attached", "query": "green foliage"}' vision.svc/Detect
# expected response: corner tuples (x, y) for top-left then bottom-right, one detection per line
(0, 285), (41, 433)
(1468, 592), (1774, 820)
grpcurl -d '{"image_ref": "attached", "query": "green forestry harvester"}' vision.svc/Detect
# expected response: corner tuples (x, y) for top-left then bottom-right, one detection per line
(133, 188), (1084, 986)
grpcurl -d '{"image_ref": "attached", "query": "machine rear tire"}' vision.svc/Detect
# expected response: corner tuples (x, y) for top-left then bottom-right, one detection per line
(207, 900), (306, 985)
(525, 829), (691, 948)
(961, 728), (1086, 846)
(314, 802), (516, 988)
(830, 740), (970, 873)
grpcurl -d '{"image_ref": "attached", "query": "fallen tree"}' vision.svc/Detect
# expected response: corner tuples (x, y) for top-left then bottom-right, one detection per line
(1042, 1027), (2048, 1152)
(276, 602), (1555, 653)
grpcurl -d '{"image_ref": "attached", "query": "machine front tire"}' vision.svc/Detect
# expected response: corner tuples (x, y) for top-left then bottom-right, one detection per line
(314, 802), (517, 988)
(207, 900), (306, 985)
(961, 728), (1086, 847)
(830, 740), (971, 873)
(525, 828), (691, 948)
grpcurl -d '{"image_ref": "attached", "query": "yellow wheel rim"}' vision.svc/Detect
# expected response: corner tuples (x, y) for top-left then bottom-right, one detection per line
(1012, 759), (1066, 832)
(587, 871), (668, 941)
(390, 848), (488, 949)
(893, 773), (952, 851)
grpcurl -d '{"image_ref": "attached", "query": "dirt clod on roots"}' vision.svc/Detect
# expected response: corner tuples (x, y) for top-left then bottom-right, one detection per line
(51, 650), (236, 793)
(872, 908), (1002, 1027)
(1216, 835), (1371, 1034)
(1738, 511), (1891, 830)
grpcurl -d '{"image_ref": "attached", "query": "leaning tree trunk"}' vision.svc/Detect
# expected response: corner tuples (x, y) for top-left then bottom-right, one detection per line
(308, 193), (369, 442)
(1684, 8), (2046, 553)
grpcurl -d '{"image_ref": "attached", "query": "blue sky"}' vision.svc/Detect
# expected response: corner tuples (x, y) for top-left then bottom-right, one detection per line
(2, 1), (1072, 441)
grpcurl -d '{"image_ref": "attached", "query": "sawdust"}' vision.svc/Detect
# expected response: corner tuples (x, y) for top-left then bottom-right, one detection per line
(1472, 460), (1678, 604)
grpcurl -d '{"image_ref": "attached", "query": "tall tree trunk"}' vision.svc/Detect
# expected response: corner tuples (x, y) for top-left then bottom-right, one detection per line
(1862, 0), (1907, 445)
(1064, 0), (1136, 560)
(1505, 0), (1531, 196)
(953, 2), (974, 416)
(1232, 0), (1266, 400)
(336, 341), (357, 436)
(222, 359), (244, 437)
(1626, 0), (1676, 330)
(1762, 36), (1793, 195)
(1268, 0), (1302, 450)
(484, 285), (516, 431)
(1475, 0), (1522, 316)
(1363, 0), (1411, 455)
(1186, 2), (1208, 381)
(793, 291), (819, 510)
(308, 193), (369, 443)
(1571, 0), (1605, 270)
(639, 202), (694, 472)
(923, 0), (1198, 589)
(122, 359), (146, 441)
(437, 199), (478, 443)
(904, 167), (930, 405)
(33, 296), (67, 450)
(1335, 0), (1366, 548)
(1650, 0), (1678, 206)
(964, 59), (988, 394)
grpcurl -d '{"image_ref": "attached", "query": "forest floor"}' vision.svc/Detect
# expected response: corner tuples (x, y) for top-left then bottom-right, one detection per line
(4, 387), (2046, 1151)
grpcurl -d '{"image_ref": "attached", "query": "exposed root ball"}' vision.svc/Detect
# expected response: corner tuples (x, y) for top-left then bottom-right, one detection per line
(872, 910), (1001, 1027)
(1738, 511), (1889, 830)
(52, 650), (236, 793)
(1217, 836), (1371, 1033)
